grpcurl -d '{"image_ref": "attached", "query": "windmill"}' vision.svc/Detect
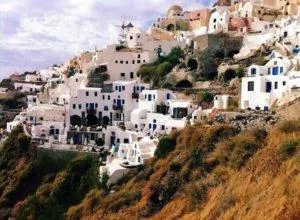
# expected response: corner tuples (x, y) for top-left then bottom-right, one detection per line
(114, 16), (134, 45)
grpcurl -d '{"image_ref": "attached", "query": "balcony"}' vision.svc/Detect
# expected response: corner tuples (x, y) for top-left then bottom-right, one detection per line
(113, 105), (123, 111)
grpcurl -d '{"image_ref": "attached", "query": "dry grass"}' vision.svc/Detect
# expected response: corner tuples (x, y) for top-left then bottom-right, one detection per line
(67, 121), (300, 220)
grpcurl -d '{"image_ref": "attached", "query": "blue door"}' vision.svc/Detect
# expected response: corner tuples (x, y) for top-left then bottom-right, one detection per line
(153, 124), (157, 131)
(272, 67), (279, 75)
(90, 103), (94, 110)
(173, 108), (177, 117)
(266, 82), (272, 93)
(73, 135), (80, 144)
(117, 99), (122, 106)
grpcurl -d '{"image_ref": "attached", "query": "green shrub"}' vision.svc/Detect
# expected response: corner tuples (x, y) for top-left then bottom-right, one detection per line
(155, 136), (177, 159)
(279, 140), (299, 159)
(202, 92), (214, 103)
(187, 58), (198, 70)
(223, 69), (237, 82)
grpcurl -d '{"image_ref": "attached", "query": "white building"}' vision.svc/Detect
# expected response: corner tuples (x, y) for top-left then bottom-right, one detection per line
(241, 52), (300, 110)
(208, 10), (231, 34)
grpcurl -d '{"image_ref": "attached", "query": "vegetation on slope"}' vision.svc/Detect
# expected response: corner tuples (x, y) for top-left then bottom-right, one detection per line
(0, 126), (100, 219)
(65, 119), (300, 220)
(1, 118), (299, 219)
(137, 47), (183, 87)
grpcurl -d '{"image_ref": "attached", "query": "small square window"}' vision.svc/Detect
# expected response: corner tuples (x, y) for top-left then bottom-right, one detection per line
(122, 86), (125, 90)
(94, 92), (97, 96)
(115, 60), (118, 63)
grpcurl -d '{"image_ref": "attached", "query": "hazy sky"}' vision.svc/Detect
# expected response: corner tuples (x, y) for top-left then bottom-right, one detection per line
(0, 0), (211, 79)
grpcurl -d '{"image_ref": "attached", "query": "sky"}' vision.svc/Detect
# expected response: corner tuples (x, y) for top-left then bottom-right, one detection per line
(0, 0), (211, 80)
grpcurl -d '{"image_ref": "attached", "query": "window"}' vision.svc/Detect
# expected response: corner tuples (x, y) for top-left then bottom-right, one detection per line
(213, 18), (216, 23)
(137, 60), (141, 64)
(86, 103), (89, 108)
(103, 95), (105, 100)
(30, 116), (34, 121)
(138, 54), (141, 58)
(94, 92), (97, 96)
(251, 68), (257, 76)
(153, 119), (156, 123)
(280, 67), (284, 73)
(132, 60), (135, 64)
(121, 73), (125, 77)
(86, 91), (89, 96)
(104, 106), (108, 111)
(248, 81), (254, 91)
(268, 68), (271, 75)
(79, 104), (82, 109)
(115, 86), (118, 90)
(122, 86), (125, 90)
(122, 100), (125, 104)
(120, 60), (124, 64)
(130, 72), (134, 79)
(95, 103), (98, 108)
(55, 129), (59, 135)
(115, 60), (118, 63)
(108, 95), (110, 100)
(274, 61), (278, 65)
(275, 81), (278, 89)
(161, 125), (165, 130)
(73, 104), (76, 109)
(126, 61), (128, 64)
(149, 124), (152, 129)
(76, 78), (78, 82)
(130, 36), (133, 40)
(283, 81), (286, 86)
(124, 138), (129, 143)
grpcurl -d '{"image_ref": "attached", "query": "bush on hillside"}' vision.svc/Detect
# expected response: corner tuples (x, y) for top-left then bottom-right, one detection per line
(155, 136), (177, 158)
(202, 92), (214, 103)
(138, 47), (182, 87)
(187, 58), (198, 70)
(279, 140), (299, 159)
(223, 69), (237, 82)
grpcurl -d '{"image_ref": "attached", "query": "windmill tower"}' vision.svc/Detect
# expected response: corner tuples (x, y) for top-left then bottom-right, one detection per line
(115, 16), (134, 45)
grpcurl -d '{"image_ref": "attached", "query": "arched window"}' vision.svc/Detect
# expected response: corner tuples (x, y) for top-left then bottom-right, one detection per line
(104, 106), (109, 111)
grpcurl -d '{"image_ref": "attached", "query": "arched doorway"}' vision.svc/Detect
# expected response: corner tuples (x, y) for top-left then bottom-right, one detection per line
(70, 115), (82, 126)
(102, 116), (110, 126)
(167, 24), (175, 31)
(175, 80), (193, 88)
(86, 114), (98, 126)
